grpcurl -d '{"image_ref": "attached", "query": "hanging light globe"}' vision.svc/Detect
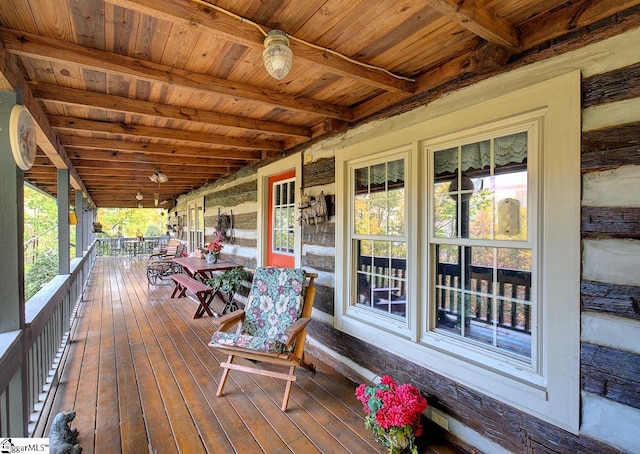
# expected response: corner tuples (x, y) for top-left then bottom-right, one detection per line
(263, 30), (292, 80)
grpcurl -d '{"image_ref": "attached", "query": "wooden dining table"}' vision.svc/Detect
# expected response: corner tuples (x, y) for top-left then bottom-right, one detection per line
(172, 256), (240, 280)
(171, 256), (243, 316)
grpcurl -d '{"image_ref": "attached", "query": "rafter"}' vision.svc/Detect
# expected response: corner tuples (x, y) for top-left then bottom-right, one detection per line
(425, 0), (520, 53)
(66, 148), (250, 167)
(72, 159), (235, 174)
(50, 116), (283, 151)
(30, 84), (311, 138)
(61, 137), (269, 161)
(519, 0), (640, 50)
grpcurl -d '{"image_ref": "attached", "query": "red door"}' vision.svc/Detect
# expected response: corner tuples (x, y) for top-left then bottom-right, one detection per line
(267, 170), (296, 267)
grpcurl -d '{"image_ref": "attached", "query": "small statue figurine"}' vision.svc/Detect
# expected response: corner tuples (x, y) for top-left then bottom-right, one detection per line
(49, 411), (82, 454)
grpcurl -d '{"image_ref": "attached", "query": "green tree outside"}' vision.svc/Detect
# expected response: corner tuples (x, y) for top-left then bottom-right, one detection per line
(23, 186), (167, 300)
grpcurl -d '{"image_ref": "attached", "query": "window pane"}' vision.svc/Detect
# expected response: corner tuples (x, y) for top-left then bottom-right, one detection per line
(288, 181), (296, 204)
(354, 167), (370, 235)
(353, 160), (405, 237)
(435, 248), (462, 334)
(461, 140), (491, 172)
(287, 231), (294, 253)
(434, 182), (457, 238)
(468, 176), (492, 240)
(370, 187), (387, 235)
(354, 239), (407, 319)
(495, 249), (532, 356)
(494, 171), (527, 241)
(387, 159), (405, 236)
(275, 184), (281, 206)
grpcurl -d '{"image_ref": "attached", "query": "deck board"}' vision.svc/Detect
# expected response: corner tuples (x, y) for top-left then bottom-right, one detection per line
(36, 256), (448, 453)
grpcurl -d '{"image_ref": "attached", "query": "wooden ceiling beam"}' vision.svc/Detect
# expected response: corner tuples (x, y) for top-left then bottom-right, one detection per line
(89, 189), (196, 195)
(67, 167), (223, 178)
(104, 0), (415, 94)
(0, 27), (350, 120)
(518, 0), (640, 51)
(60, 136), (268, 161)
(425, 0), (520, 53)
(0, 39), (93, 202)
(88, 195), (181, 202)
(84, 182), (215, 189)
(50, 116), (283, 151)
(66, 172), (219, 183)
(72, 159), (237, 173)
(67, 148), (247, 168)
(31, 84), (310, 138)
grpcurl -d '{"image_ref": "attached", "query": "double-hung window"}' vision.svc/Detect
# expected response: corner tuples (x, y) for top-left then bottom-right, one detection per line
(352, 158), (408, 321)
(429, 128), (535, 365)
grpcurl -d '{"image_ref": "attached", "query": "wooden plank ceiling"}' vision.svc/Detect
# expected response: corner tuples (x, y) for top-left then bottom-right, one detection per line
(0, 0), (639, 208)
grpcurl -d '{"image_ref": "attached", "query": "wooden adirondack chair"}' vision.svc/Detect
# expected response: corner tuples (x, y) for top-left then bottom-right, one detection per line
(208, 267), (317, 411)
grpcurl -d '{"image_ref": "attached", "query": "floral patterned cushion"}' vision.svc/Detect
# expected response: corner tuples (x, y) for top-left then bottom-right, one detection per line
(210, 267), (306, 354)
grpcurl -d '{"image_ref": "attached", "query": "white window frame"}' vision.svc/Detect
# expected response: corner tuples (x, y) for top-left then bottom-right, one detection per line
(186, 196), (204, 253)
(335, 71), (580, 432)
(345, 149), (413, 336)
(424, 119), (538, 370)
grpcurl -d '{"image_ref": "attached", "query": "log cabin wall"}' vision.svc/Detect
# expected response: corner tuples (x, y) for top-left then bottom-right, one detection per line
(170, 167), (259, 268)
(173, 25), (640, 453)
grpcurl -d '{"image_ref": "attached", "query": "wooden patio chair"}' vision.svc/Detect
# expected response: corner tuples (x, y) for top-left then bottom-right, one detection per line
(208, 267), (317, 411)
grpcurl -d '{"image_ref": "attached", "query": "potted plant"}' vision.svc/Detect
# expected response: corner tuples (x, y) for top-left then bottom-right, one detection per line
(204, 233), (224, 263)
(207, 267), (247, 296)
(355, 375), (428, 454)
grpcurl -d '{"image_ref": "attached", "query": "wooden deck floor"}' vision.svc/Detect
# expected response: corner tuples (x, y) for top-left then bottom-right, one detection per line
(34, 256), (453, 454)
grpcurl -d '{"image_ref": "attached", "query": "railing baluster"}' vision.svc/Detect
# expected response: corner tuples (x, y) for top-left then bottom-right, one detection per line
(0, 243), (96, 436)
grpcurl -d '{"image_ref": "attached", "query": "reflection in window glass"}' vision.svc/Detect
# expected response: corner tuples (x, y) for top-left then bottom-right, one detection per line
(352, 159), (407, 319)
(273, 179), (295, 254)
(433, 132), (527, 241)
(434, 246), (532, 360)
(431, 130), (532, 363)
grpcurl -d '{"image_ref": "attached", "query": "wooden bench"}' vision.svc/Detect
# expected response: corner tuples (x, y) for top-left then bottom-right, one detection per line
(170, 274), (214, 319)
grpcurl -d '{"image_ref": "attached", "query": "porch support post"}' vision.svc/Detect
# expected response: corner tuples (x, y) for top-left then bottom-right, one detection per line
(58, 169), (70, 274)
(84, 202), (91, 251)
(0, 89), (27, 435)
(0, 91), (24, 333)
(75, 191), (84, 257)
(90, 204), (95, 244)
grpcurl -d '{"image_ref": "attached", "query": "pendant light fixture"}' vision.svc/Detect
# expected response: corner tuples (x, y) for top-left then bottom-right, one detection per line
(263, 30), (292, 80)
(149, 171), (168, 184)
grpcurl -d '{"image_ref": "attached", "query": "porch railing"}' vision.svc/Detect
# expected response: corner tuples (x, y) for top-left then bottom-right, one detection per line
(96, 236), (170, 257)
(0, 242), (96, 437)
